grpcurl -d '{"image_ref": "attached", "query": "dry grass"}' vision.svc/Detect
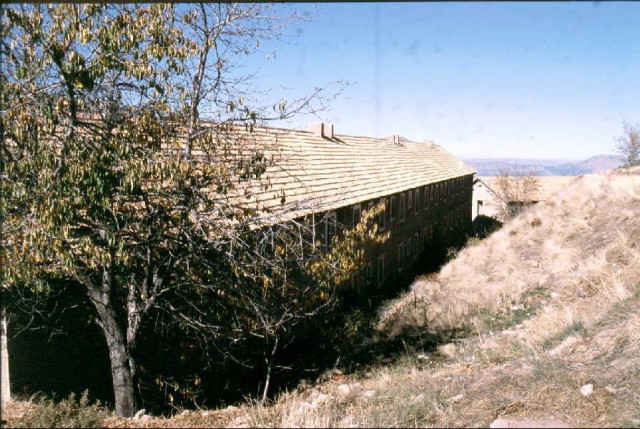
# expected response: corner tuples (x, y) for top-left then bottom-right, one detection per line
(239, 168), (640, 428)
(378, 171), (640, 341)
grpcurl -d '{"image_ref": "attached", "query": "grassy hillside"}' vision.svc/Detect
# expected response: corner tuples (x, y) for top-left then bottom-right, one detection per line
(241, 167), (640, 428)
(5, 167), (639, 428)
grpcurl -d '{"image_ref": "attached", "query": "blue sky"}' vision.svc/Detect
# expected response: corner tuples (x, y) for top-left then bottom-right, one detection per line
(244, 2), (640, 160)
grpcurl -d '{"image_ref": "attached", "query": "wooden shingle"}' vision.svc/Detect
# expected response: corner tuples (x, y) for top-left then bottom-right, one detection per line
(217, 124), (475, 223)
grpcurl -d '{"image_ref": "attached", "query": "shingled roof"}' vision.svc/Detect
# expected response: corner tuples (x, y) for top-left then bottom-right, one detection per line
(213, 123), (475, 223)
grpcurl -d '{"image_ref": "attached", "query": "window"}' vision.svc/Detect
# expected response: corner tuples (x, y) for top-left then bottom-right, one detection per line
(399, 193), (406, 223)
(366, 261), (374, 286)
(353, 204), (362, 228)
(397, 242), (404, 272)
(424, 186), (429, 211)
(325, 211), (337, 247)
(377, 254), (385, 287)
(389, 196), (396, 222)
(378, 198), (386, 231)
(414, 189), (420, 215)
(350, 273), (360, 291)
(365, 201), (374, 228)
(424, 223), (433, 244)
(408, 190), (413, 210)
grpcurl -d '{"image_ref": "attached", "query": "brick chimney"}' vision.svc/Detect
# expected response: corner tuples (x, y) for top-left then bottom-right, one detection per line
(385, 134), (401, 144)
(308, 122), (334, 139)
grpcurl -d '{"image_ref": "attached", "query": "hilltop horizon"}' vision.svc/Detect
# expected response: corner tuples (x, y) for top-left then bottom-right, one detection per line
(462, 153), (624, 176)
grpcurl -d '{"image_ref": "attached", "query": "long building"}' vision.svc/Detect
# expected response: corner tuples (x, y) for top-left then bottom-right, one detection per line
(211, 122), (476, 295)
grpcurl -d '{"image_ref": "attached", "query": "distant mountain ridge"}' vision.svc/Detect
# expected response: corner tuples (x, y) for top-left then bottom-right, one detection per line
(462, 154), (624, 176)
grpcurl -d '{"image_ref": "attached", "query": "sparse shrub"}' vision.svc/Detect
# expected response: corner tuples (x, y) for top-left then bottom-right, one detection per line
(362, 385), (447, 428)
(483, 306), (533, 332)
(15, 390), (109, 428)
(615, 121), (640, 167)
(495, 167), (541, 219)
(446, 246), (460, 260)
(342, 308), (373, 345)
(472, 215), (503, 238)
(542, 320), (587, 351)
(530, 357), (571, 383)
(465, 236), (483, 248)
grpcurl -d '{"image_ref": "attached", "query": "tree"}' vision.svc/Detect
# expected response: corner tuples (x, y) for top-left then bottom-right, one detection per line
(1, 301), (9, 405)
(494, 167), (540, 219)
(2, 4), (193, 416)
(615, 121), (640, 168)
(177, 3), (334, 157)
(1, 3), (376, 417)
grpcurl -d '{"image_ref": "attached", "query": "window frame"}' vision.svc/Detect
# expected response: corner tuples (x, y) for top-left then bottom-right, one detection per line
(324, 211), (337, 247)
(366, 261), (374, 286)
(378, 198), (386, 231)
(352, 204), (362, 228)
(377, 254), (385, 287)
(424, 186), (429, 211)
(389, 195), (396, 222)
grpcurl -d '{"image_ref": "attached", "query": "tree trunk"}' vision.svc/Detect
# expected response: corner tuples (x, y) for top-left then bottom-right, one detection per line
(260, 336), (279, 406)
(1, 304), (10, 405)
(99, 309), (135, 417)
(88, 290), (136, 418)
(79, 263), (137, 417)
(107, 335), (134, 416)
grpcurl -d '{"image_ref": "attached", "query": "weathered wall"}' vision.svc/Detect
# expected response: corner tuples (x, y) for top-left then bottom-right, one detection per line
(313, 174), (475, 299)
(472, 179), (504, 220)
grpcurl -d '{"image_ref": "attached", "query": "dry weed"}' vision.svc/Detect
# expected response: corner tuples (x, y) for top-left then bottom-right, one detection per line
(369, 171), (640, 427)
